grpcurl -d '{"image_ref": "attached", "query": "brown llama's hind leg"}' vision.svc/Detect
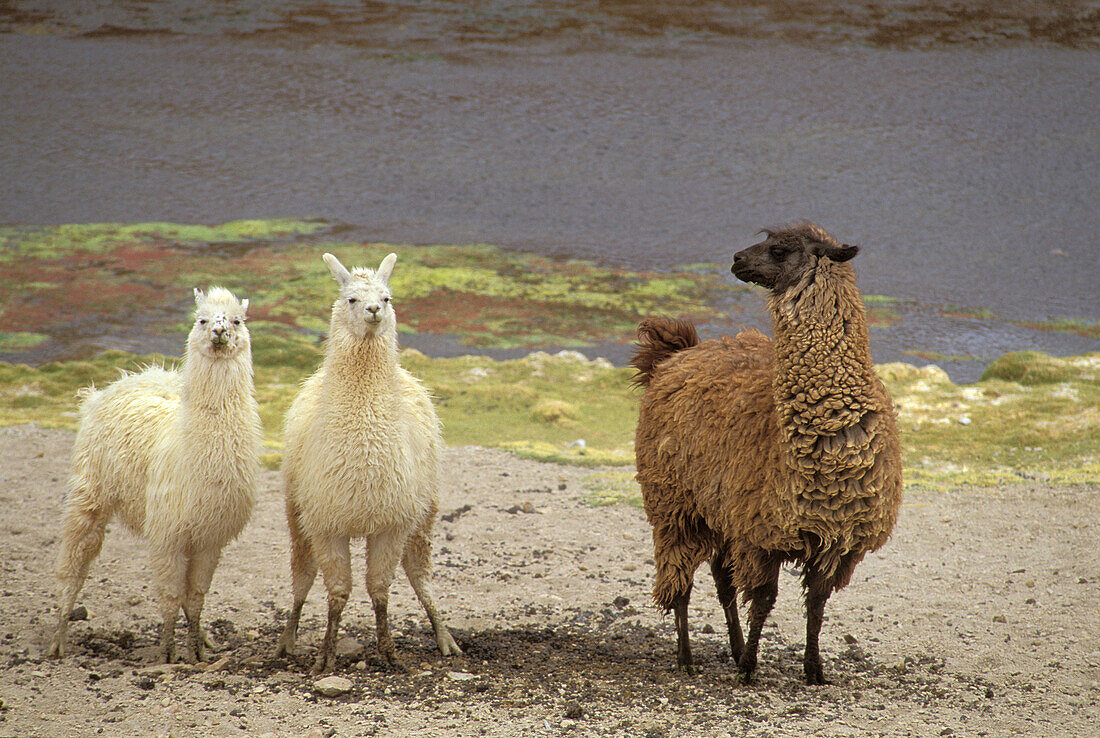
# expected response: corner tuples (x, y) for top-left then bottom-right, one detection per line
(50, 501), (110, 658)
(710, 549), (744, 662)
(736, 562), (781, 682)
(649, 513), (711, 674)
(275, 499), (318, 659)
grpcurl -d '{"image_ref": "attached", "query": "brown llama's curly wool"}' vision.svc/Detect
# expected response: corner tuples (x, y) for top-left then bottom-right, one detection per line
(632, 223), (902, 685)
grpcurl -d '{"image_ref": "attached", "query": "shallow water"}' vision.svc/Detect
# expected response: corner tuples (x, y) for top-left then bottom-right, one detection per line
(1, 2), (1098, 381)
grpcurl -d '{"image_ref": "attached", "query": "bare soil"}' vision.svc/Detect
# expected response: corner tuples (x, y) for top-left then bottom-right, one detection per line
(1, 425), (1097, 737)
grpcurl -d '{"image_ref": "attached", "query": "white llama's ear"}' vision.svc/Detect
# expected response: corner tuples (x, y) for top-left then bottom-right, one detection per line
(241, 298), (249, 316)
(377, 252), (397, 286)
(194, 288), (205, 306)
(323, 253), (352, 287)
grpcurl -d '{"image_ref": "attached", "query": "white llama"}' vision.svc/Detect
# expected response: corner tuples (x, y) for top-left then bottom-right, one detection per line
(49, 287), (261, 662)
(274, 252), (461, 673)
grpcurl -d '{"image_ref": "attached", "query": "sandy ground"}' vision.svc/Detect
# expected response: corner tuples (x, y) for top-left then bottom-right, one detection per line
(1, 424), (1097, 737)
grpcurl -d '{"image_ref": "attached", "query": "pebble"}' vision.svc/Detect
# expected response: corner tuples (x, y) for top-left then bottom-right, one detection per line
(447, 671), (476, 681)
(563, 702), (585, 719)
(127, 595), (143, 607)
(68, 605), (88, 621)
(313, 675), (353, 697)
(203, 656), (231, 673)
(992, 615), (1007, 623)
(336, 637), (364, 658)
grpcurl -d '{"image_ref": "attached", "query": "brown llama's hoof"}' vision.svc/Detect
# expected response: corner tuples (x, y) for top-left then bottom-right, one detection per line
(804, 666), (828, 685)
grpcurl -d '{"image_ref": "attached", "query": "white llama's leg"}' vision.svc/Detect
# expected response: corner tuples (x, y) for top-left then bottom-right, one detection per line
(152, 543), (188, 663)
(276, 498), (318, 658)
(312, 534), (352, 674)
(366, 528), (407, 667)
(402, 518), (462, 656)
(50, 499), (109, 658)
(183, 548), (222, 662)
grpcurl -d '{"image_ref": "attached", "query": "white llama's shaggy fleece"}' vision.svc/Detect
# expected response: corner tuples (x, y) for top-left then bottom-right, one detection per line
(50, 287), (261, 662)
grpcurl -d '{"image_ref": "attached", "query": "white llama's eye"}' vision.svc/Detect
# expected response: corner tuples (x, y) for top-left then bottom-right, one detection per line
(348, 298), (357, 304)
(383, 296), (391, 303)
(199, 319), (207, 325)
(233, 319), (241, 325)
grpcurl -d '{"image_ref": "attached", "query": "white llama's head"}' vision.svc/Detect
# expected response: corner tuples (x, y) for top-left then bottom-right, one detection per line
(189, 287), (251, 359)
(323, 252), (397, 340)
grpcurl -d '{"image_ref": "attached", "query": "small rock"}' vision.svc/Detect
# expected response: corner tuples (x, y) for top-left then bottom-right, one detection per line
(843, 633), (858, 644)
(992, 615), (1007, 624)
(228, 708), (245, 717)
(203, 656), (230, 673)
(127, 595), (143, 607)
(134, 676), (157, 690)
(957, 416), (971, 425)
(984, 687), (994, 699)
(442, 504), (472, 523)
(940, 729), (953, 736)
(568, 439), (586, 449)
(701, 623), (715, 634)
(564, 702), (585, 720)
(336, 637), (364, 658)
(447, 671), (476, 681)
(68, 605), (88, 622)
(506, 502), (536, 515)
(135, 664), (176, 677)
(612, 596), (630, 609)
(313, 676), (353, 697)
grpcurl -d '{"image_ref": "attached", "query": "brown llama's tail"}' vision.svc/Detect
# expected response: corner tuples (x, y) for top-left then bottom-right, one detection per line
(630, 317), (700, 388)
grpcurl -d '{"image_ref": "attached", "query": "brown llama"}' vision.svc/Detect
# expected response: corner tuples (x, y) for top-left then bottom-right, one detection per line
(632, 223), (902, 685)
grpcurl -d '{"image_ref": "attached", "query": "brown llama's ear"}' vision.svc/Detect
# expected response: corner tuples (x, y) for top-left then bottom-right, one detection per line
(815, 242), (859, 263)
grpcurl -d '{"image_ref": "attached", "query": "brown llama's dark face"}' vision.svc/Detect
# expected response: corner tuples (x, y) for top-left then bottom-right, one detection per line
(731, 224), (859, 292)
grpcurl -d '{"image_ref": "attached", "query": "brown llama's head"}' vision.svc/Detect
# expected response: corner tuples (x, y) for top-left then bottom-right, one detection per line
(731, 223), (859, 292)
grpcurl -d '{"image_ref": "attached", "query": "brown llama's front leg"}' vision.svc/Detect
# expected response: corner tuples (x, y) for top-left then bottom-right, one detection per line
(671, 586), (696, 674)
(710, 552), (744, 662)
(803, 558), (849, 686)
(736, 566), (780, 682)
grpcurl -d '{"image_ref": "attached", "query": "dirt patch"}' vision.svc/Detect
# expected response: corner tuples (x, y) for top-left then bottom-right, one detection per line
(1, 425), (1097, 736)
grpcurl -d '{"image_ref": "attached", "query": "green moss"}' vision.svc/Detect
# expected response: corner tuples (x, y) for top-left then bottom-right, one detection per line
(1010, 318), (1100, 340)
(582, 470), (643, 507)
(0, 331), (49, 350)
(1, 220), (739, 352)
(979, 351), (1079, 385)
(1, 348), (1098, 491)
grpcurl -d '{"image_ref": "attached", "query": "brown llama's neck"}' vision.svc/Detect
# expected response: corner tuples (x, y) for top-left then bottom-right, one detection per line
(768, 258), (881, 442)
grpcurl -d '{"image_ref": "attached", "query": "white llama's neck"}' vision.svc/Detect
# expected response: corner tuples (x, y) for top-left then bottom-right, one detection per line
(180, 348), (256, 417)
(322, 326), (398, 399)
